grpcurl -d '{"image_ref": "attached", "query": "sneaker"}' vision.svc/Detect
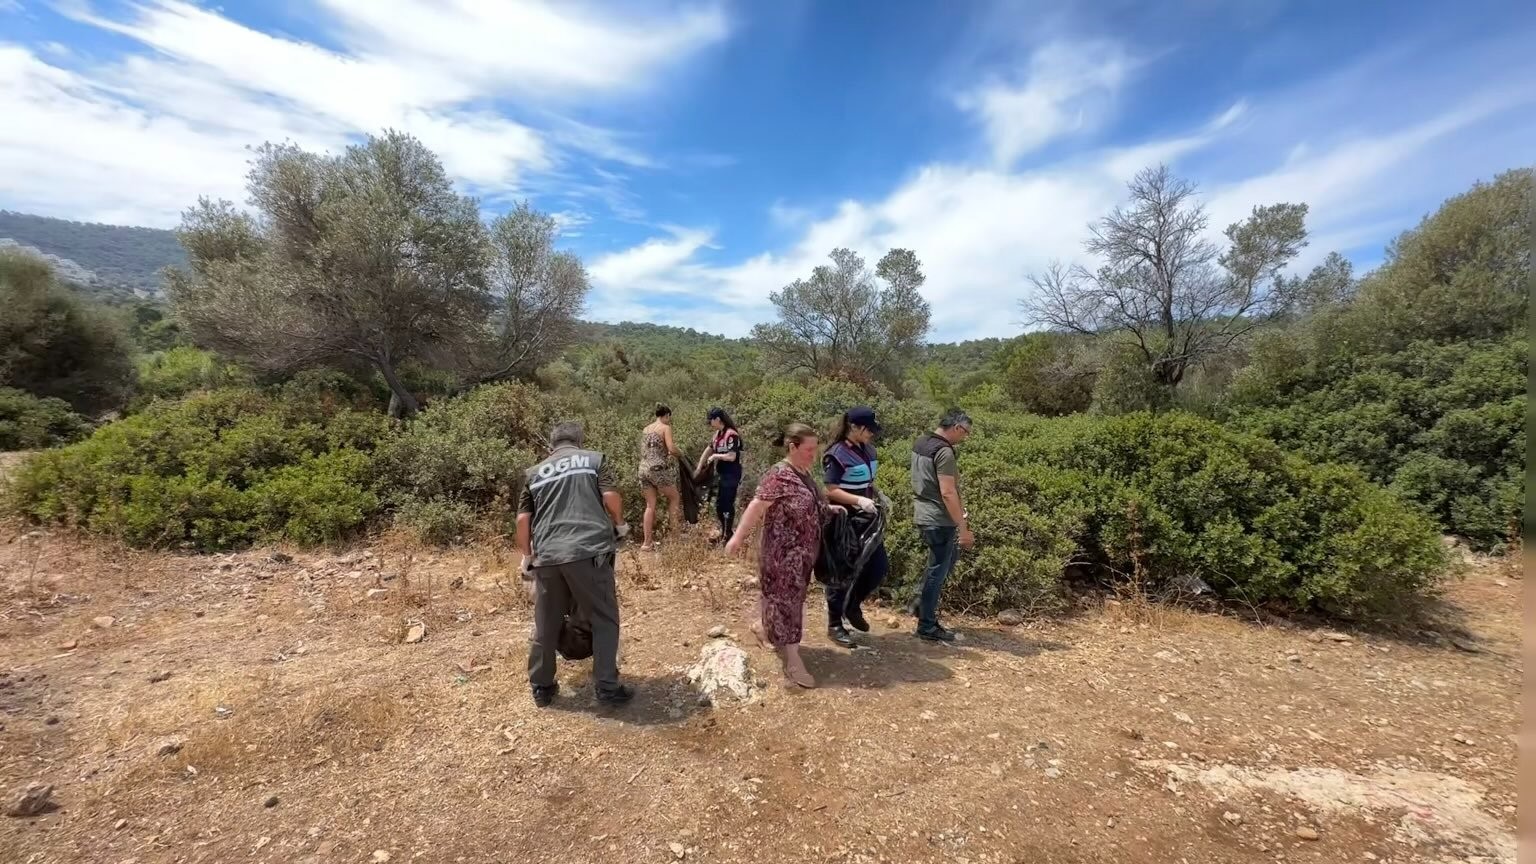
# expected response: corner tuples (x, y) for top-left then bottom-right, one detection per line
(595, 684), (635, 706)
(845, 606), (870, 633)
(827, 625), (857, 649)
(916, 624), (957, 643)
(531, 683), (559, 708)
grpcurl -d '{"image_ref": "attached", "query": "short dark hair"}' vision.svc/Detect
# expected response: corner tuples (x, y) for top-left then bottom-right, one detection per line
(655, 404), (672, 418)
(550, 421), (585, 448)
(938, 409), (972, 431)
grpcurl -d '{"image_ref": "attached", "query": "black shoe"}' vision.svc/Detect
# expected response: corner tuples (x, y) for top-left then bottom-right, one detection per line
(916, 624), (957, 643)
(531, 684), (559, 708)
(845, 607), (870, 633)
(595, 684), (635, 706)
(827, 625), (857, 649)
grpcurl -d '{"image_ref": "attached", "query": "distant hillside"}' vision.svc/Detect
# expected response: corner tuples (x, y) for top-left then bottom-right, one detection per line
(0, 211), (184, 302)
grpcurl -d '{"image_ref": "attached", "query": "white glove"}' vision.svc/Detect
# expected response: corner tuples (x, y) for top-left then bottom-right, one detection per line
(615, 522), (631, 540)
(854, 496), (877, 514)
(519, 555), (534, 580)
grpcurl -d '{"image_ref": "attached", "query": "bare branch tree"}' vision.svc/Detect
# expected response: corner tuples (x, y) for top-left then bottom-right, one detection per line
(1021, 164), (1308, 391)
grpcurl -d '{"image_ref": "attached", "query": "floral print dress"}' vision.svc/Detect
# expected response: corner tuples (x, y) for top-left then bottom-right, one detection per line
(754, 462), (830, 646)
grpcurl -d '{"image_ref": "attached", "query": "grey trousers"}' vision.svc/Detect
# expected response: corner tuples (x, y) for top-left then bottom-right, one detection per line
(528, 554), (620, 690)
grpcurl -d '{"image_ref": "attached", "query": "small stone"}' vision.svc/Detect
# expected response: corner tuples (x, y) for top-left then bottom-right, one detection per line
(1452, 734), (1474, 746)
(269, 552), (294, 564)
(253, 836), (271, 851)
(919, 710), (938, 721)
(92, 616), (115, 629)
(6, 782), (54, 817)
(366, 588), (389, 600)
(669, 841), (687, 859)
(372, 851), (392, 863)
(1307, 631), (1325, 643)
(1162, 741), (1179, 750)
(114, 818), (127, 830)
(1154, 650), (1181, 663)
(1222, 811), (1242, 825)
(1043, 768), (1061, 779)
(997, 609), (1025, 626)
(264, 795), (279, 808)
(153, 736), (184, 757)
(347, 570), (364, 579)
(58, 639), (78, 651)
(1173, 712), (1194, 724)
(1323, 631), (1352, 643)
(1448, 635), (1481, 653)
(214, 705), (233, 719)
(449, 576), (465, 590)
(1295, 826), (1319, 841)
(404, 624), (427, 644)
(707, 625), (727, 638)
(885, 615), (902, 629)
(148, 671), (172, 684)
(45, 716), (59, 726)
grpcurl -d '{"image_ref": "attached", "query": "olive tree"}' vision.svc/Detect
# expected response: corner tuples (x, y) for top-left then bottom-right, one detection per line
(168, 131), (489, 417)
(753, 247), (931, 384)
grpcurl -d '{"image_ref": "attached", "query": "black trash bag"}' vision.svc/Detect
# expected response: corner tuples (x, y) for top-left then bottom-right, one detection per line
(815, 507), (885, 586)
(557, 609), (593, 661)
(678, 459), (702, 525)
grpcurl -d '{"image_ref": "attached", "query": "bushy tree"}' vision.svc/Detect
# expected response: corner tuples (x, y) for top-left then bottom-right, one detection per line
(1023, 165), (1308, 396)
(461, 202), (589, 382)
(0, 250), (136, 414)
(168, 131), (489, 417)
(752, 247), (931, 385)
(1000, 332), (1094, 415)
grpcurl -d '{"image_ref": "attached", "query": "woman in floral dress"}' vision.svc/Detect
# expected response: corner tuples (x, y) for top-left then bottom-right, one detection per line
(726, 423), (843, 688)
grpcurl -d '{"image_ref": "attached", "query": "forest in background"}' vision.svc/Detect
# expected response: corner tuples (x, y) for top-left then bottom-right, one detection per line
(1, 130), (1527, 623)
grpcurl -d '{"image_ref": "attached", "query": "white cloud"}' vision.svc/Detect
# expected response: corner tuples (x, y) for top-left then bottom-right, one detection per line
(0, 0), (729, 225)
(956, 39), (1132, 166)
(582, 82), (1536, 340)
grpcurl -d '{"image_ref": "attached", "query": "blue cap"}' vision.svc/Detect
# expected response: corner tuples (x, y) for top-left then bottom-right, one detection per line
(847, 405), (880, 434)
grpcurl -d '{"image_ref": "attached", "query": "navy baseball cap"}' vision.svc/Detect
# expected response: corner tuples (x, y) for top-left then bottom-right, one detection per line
(848, 406), (881, 434)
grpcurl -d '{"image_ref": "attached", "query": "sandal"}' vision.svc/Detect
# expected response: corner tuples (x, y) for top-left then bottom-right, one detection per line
(782, 663), (816, 689)
(748, 620), (769, 650)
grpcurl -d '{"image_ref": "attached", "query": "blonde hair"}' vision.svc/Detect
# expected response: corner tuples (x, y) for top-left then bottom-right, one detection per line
(772, 422), (817, 449)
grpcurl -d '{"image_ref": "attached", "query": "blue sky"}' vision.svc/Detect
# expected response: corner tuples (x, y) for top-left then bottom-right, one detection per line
(2, 0), (1533, 340)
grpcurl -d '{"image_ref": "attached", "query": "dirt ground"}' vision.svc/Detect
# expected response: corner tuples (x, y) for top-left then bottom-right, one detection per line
(0, 524), (1522, 864)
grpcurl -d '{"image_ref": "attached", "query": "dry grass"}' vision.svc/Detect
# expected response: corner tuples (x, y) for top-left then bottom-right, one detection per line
(0, 530), (1521, 864)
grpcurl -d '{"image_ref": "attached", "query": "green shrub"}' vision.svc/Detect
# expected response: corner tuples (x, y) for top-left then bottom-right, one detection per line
(880, 410), (1449, 620)
(376, 382), (552, 539)
(1224, 337), (1525, 549)
(394, 497), (477, 545)
(134, 346), (251, 403)
(0, 387), (89, 449)
(6, 387), (389, 550)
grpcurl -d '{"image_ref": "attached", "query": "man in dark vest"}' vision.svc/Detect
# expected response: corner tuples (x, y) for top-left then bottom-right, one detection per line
(517, 421), (634, 708)
(909, 409), (973, 642)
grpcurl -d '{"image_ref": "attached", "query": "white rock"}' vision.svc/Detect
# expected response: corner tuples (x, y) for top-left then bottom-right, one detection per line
(404, 623), (426, 644)
(1222, 811), (1242, 824)
(685, 641), (756, 703)
(152, 736), (184, 757)
(669, 842), (687, 859)
(707, 625), (727, 638)
(92, 616), (115, 629)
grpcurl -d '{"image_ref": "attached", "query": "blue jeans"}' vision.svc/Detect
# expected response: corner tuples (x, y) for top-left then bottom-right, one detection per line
(918, 526), (960, 630)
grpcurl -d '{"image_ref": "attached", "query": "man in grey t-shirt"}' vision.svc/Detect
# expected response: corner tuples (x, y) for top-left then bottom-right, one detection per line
(517, 421), (633, 708)
(909, 409), (973, 642)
